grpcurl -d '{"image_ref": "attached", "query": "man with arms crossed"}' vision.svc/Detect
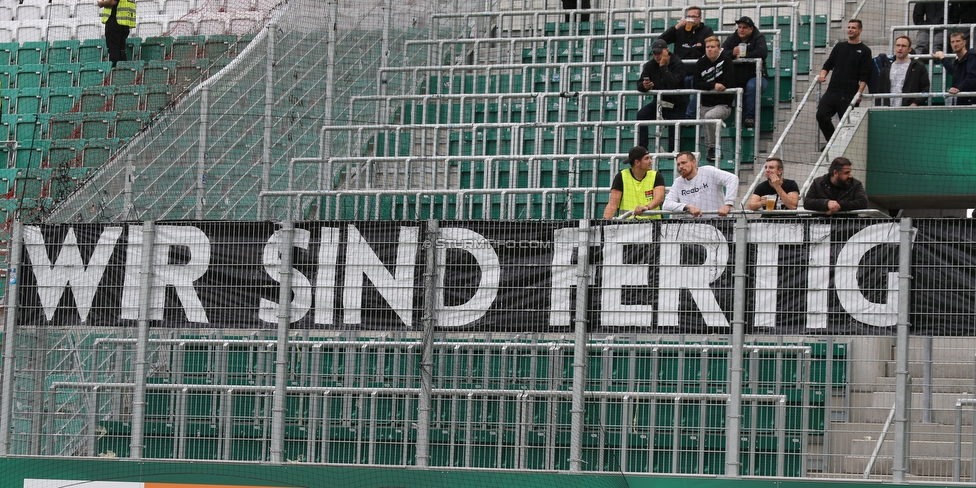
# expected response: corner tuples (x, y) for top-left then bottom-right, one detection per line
(816, 20), (872, 141)
(803, 157), (868, 215)
(603, 146), (666, 219)
(662, 151), (739, 217)
(746, 157), (799, 210)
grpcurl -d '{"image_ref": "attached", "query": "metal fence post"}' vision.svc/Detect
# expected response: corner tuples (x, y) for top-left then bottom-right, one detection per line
(726, 216), (748, 477)
(893, 217), (914, 482)
(269, 220), (296, 464)
(0, 221), (23, 455)
(570, 219), (591, 472)
(416, 219), (439, 468)
(130, 221), (157, 459)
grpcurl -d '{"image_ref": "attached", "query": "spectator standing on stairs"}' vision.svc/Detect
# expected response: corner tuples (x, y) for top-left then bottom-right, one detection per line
(98, 0), (136, 67)
(816, 19), (872, 143)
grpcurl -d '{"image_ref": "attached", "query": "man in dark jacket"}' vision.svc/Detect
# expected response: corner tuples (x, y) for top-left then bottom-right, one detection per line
(694, 36), (735, 161)
(803, 157), (868, 215)
(721, 16), (768, 127)
(635, 39), (687, 152)
(934, 32), (976, 105)
(658, 6), (714, 118)
(877, 35), (931, 106)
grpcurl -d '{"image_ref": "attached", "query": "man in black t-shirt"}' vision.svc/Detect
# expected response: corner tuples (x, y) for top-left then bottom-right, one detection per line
(746, 157), (799, 210)
(816, 19), (872, 142)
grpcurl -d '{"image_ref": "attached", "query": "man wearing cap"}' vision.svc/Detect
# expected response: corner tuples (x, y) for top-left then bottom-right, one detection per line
(722, 16), (768, 128)
(635, 39), (687, 152)
(603, 146), (666, 219)
(658, 6), (715, 118)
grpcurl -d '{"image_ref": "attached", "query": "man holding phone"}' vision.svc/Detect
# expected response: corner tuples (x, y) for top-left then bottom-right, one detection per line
(635, 39), (687, 152)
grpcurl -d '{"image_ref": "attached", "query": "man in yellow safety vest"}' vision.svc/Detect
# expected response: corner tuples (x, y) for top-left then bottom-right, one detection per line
(98, 0), (136, 66)
(603, 146), (666, 219)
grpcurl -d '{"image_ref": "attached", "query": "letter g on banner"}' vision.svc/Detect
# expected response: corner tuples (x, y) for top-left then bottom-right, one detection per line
(834, 222), (904, 327)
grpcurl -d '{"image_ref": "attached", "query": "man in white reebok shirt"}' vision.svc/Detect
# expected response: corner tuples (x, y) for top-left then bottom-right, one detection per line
(662, 151), (739, 217)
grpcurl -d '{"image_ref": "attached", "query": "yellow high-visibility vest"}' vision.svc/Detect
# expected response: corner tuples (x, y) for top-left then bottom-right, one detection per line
(619, 168), (661, 219)
(101, 0), (136, 28)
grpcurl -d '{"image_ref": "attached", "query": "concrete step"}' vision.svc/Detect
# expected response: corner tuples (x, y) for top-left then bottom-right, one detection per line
(847, 390), (976, 424)
(827, 422), (976, 476)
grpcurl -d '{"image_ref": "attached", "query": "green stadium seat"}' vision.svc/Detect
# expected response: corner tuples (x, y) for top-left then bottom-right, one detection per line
(79, 62), (112, 87)
(15, 64), (47, 89)
(15, 139), (49, 168)
(15, 87), (47, 114)
(16, 42), (48, 66)
(13, 114), (44, 143)
(0, 66), (16, 91)
(140, 36), (174, 61)
(110, 60), (144, 85)
(81, 112), (115, 139)
(0, 89), (16, 115)
(47, 63), (80, 88)
(82, 138), (119, 167)
(115, 110), (149, 139)
(49, 113), (82, 139)
(78, 39), (107, 64)
(174, 59), (204, 88)
(48, 86), (80, 114)
(172, 35), (205, 61)
(48, 40), (80, 64)
(142, 60), (175, 85)
(14, 171), (47, 196)
(204, 34), (237, 59)
(125, 37), (141, 61)
(0, 42), (17, 65)
(145, 84), (173, 111)
(48, 139), (85, 166)
(112, 85), (145, 112)
(80, 85), (114, 112)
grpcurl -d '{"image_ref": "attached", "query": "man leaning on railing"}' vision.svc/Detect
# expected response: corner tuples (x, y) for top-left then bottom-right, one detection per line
(803, 157), (868, 216)
(933, 31), (976, 105)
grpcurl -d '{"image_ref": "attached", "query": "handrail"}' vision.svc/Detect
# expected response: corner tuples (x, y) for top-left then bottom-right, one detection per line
(863, 402), (897, 478)
(740, 78), (820, 208)
(620, 208), (894, 219)
(797, 87), (861, 202)
(954, 398), (976, 481)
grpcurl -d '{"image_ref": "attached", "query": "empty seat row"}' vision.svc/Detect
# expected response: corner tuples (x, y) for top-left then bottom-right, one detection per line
(0, 34), (247, 66)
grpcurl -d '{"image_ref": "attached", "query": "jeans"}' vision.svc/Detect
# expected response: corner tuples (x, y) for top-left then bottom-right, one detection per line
(744, 76), (768, 120)
(700, 104), (731, 149)
(683, 75), (697, 118)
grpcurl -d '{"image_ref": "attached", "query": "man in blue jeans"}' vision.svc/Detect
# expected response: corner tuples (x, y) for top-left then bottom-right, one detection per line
(721, 16), (768, 128)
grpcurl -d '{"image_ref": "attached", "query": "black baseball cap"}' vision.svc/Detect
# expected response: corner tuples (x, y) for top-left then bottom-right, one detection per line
(651, 39), (669, 54)
(735, 16), (755, 28)
(628, 146), (649, 164)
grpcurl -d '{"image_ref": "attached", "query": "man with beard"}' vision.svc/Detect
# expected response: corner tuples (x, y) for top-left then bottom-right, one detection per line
(803, 157), (868, 215)
(662, 151), (739, 217)
(816, 19), (872, 142)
